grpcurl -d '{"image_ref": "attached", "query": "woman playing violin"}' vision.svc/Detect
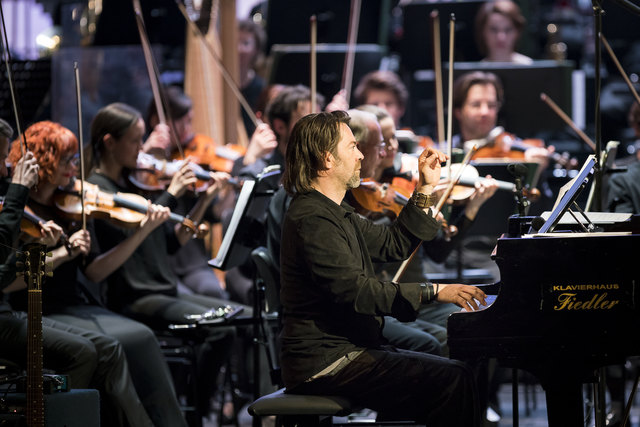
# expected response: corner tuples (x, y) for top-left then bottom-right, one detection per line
(87, 102), (248, 415)
(5, 120), (187, 427)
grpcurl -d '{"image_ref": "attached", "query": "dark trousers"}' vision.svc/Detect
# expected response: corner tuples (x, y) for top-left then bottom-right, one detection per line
(0, 312), (153, 427)
(288, 347), (481, 427)
(46, 305), (185, 427)
(125, 293), (237, 413)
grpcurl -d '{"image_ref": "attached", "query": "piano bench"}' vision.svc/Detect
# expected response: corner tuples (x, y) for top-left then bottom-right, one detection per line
(248, 388), (355, 426)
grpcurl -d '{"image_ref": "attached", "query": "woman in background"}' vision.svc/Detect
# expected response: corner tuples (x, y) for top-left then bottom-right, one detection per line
(475, 0), (533, 64)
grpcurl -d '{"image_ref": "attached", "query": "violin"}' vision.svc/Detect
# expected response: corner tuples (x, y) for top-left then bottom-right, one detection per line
(439, 163), (540, 203)
(170, 134), (246, 174)
(130, 152), (241, 193)
(0, 197), (74, 253)
(350, 179), (458, 238)
(53, 180), (206, 237)
(470, 127), (578, 170)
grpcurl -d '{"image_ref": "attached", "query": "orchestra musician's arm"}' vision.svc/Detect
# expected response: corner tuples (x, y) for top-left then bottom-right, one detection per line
(141, 123), (171, 158)
(0, 152), (39, 261)
(242, 122), (278, 166)
(325, 89), (349, 112)
(83, 204), (170, 284)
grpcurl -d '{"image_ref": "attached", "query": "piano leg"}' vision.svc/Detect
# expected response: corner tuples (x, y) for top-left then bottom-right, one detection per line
(543, 380), (585, 427)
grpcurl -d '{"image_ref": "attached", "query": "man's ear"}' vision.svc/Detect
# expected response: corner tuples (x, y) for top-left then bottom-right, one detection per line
(321, 151), (335, 174)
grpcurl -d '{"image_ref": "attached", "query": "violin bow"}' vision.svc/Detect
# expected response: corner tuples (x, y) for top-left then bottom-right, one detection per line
(540, 92), (596, 152)
(430, 11), (445, 149)
(391, 146), (477, 283)
(342, 0), (362, 106)
(131, 0), (185, 160)
(445, 14), (456, 180)
(310, 15), (317, 113)
(600, 33), (640, 107)
(73, 62), (87, 232)
(174, 0), (260, 128)
(0, 1), (27, 156)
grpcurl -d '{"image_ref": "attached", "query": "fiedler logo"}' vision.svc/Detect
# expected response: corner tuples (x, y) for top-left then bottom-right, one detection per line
(550, 284), (621, 311)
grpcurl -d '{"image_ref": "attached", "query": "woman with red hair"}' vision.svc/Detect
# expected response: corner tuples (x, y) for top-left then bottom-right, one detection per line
(5, 120), (189, 427)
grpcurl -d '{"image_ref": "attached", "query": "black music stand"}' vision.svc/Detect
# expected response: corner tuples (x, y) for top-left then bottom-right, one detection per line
(207, 166), (281, 410)
(268, 43), (384, 102)
(209, 166), (280, 271)
(536, 155), (597, 234)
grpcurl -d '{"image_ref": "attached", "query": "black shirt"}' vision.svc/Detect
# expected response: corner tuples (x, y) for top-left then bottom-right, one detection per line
(87, 173), (180, 311)
(279, 189), (440, 388)
(0, 183), (29, 313)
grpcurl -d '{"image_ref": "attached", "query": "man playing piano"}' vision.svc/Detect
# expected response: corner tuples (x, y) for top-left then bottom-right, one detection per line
(279, 110), (487, 425)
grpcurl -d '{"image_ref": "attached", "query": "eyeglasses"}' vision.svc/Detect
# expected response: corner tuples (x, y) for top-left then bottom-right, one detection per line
(61, 153), (80, 167)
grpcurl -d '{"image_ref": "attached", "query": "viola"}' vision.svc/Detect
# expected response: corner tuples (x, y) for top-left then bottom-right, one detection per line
(53, 180), (205, 237)
(171, 133), (246, 174)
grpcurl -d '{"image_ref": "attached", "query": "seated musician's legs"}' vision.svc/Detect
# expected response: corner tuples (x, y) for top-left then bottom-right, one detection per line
(47, 306), (185, 427)
(179, 293), (277, 399)
(0, 313), (98, 390)
(383, 317), (442, 355)
(2, 313), (145, 427)
(288, 347), (480, 427)
(175, 265), (230, 300)
(126, 293), (236, 415)
(224, 265), (254, 305)
(418, 302), (460, 328)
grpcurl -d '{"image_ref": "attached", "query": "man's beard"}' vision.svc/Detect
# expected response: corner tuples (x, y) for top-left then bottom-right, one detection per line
(346, 170), (361, 189)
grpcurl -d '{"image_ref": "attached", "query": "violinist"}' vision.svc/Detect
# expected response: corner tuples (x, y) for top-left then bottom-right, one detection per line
(233, 84), (319, 181)
(87, 103), (241, 416)
(0, 122), (154, 427)
(3, 120), (187, 427)
(148, 85), (277, 176)
(452, 71), (552, 167)
(144, 87), (236, 300)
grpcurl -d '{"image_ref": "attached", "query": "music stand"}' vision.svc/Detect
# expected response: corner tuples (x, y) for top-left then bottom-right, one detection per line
(207, 166), (281, 410)
(209, 166), (281, 271)
(537, 155), (597, 234)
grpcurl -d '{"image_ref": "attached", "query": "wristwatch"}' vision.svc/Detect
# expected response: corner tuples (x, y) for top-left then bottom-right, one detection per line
(410, 191), (437, 209)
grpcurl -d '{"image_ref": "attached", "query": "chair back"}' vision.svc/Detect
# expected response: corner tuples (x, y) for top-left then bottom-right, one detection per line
(251, 246), (281, 316)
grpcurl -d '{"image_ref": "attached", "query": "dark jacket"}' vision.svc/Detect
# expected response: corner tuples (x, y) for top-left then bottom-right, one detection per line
(279, 189), (439, 387)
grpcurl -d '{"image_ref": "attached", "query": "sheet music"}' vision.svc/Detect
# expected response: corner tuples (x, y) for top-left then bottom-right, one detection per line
(209, 179), (256, 269)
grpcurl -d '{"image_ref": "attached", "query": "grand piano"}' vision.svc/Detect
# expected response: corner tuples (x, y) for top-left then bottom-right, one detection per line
(448, 156), (640, 426)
